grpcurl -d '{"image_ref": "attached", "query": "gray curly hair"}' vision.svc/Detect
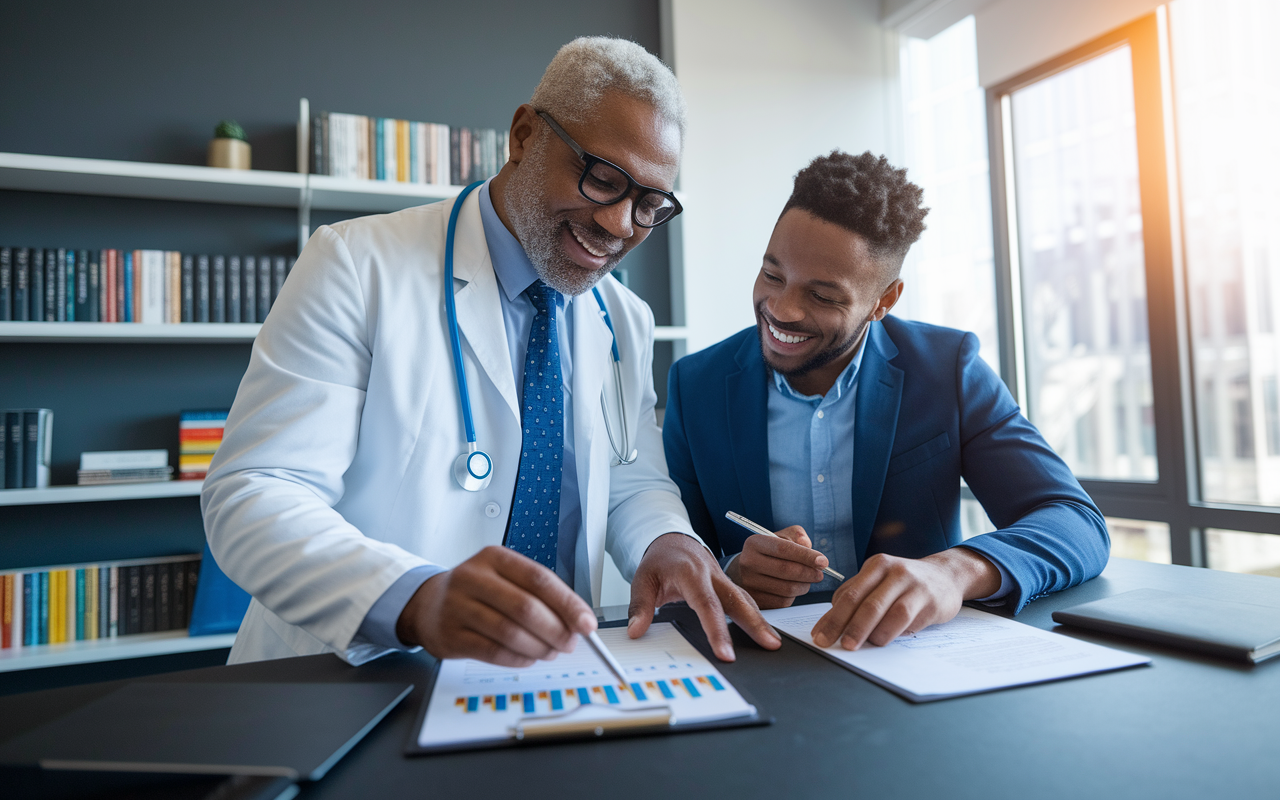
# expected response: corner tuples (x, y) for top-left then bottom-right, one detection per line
(530, 37), (686, 143)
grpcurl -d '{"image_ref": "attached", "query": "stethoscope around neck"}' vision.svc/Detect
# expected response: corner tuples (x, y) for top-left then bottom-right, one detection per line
(445, 181), (638, 492)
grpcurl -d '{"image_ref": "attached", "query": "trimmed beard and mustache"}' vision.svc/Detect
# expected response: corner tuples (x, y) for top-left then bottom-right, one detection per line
(503, 130), (625, 297)
(756, 302), (873, 382)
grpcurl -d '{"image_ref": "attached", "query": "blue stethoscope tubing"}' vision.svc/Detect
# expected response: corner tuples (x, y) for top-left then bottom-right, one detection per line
(445, 182), (637, 493)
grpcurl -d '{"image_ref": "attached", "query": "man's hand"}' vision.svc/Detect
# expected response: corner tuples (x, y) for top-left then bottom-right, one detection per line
(627, 533), (782, 662)
(396, 546), (596, 667)
(811, 548), (1002, 650)
(725, 525), (828, 609)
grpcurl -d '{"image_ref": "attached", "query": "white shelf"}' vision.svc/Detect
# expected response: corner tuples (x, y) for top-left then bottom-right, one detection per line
(1, 322), (680, 344)
(0, 481), (203, 507)
(0, 321), (260, 343)
(307, 174), (461, 213)
(0, 630), (236, 672)
(0, 152), (305, 208)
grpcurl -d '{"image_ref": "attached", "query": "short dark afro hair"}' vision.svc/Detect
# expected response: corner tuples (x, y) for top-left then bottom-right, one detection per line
(782, 151), (928, 272)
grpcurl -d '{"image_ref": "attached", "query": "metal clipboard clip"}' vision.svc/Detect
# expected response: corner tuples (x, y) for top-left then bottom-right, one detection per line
(510, 703), (675, 741)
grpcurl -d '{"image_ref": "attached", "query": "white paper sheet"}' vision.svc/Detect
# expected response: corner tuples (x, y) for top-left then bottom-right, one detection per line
(761, 604), (1150, 702)
(416, 623), (756, 748)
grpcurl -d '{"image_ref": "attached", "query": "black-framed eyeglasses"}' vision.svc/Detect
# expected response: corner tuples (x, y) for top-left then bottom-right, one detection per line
(536, 111), (682, 228)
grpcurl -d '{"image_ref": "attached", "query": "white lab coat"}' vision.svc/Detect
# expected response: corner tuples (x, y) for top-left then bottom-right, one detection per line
(201, 190), (695, 665)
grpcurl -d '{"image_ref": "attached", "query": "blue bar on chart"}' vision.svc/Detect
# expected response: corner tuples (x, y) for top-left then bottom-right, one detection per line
(467, 697), (479, 712)
(654, 680), (675, 699)
(495, 694), (507, 711)
(522, 693), (535, 713)
(630, 682), (647, 701)
(702, 675), (725, 691)
(681, 678), (701, 698)
(551, 689), (563, 711)
(603, 685), (620, 704)
(577, 687), (591, 704)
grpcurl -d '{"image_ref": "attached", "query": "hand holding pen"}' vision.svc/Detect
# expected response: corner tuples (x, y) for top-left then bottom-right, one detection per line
(722, 511), (845, 610)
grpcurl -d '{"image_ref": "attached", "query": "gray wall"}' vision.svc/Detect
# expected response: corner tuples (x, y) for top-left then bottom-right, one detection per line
(0, 0), (669, 571)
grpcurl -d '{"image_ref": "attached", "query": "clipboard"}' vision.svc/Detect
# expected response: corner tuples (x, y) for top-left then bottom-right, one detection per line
(404, 620), (769, 755)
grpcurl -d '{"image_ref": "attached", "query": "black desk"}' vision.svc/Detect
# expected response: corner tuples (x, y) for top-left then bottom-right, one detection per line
(3, 558), (1280, 799)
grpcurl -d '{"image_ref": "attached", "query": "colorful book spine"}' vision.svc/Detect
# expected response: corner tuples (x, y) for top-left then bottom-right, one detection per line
(0, 555), (202, 650)
(179, 409), (229, 479)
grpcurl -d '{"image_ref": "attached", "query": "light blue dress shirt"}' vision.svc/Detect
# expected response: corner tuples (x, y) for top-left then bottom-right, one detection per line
(762, 336), (1010, 599)
(354, 180), (584, 649)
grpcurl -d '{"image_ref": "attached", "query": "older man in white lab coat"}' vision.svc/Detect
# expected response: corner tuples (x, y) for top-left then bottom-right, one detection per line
(202, 37), (779, 667)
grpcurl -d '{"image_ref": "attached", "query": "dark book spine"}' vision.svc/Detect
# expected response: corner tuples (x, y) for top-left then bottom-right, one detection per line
(75, 569), (85, 640)
(22, 574), (33, 646)
(125, 566), (141, 635)
(29, 248), (43, 322)
(272, 256), (286, 307)
(75, 249), (89, 321)
(196, 255), (210, 322)
(257, 256), (271, 321)
(311, 114), (322, 175)
(450, 127), (460, 185)
(55, 248), (67, 321)
(0, 413), (5, 490)
(181, 254), (194, 322)
(157, 563), (172, 631)
(211, 255), (226, 323)
(187, 560), (199, 624)
(242, 256), (257, 323)
(22, 411), (38, 488)
(141, 564), (157, 633)
(321, 112), (330, 175)
(227, 256), (241, 323)
(88, 252), (100, 321)
(44, 248), (57, 321)
(122, 250), (134, 323)
(64, 249), (76, 321)
(14, 248), (29, 321)
(172, 560), (187, 630)
(38, 572), (48, 644)
(3, 411), (21, 490)
(0, 246), (11, 321)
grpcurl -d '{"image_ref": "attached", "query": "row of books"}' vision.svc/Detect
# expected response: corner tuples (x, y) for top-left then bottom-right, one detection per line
(77, 449), (173, 486)
(180, 410), (228, 480)
(1, 409), (53, 489)
(0, 554), (201, 649)
(0, 247), (294, 323)
(311, 112), (509, 186)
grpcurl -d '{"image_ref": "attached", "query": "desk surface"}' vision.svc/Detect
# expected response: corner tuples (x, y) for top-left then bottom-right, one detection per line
(2, 558), (1279, 799)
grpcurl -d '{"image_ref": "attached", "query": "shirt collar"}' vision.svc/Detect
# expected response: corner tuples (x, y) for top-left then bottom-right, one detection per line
(772, 330), (869, 403)
(478, 179), (566, 308)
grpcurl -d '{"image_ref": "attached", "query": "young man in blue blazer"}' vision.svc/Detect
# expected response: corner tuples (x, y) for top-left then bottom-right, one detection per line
(662, 151), (1109, 651)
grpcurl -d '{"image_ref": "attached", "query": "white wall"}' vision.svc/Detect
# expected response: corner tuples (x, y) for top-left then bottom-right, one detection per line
(671, 0), (900, 352)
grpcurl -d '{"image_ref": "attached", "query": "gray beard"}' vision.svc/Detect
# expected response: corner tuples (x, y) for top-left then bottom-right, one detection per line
(503, 137), (624, 297)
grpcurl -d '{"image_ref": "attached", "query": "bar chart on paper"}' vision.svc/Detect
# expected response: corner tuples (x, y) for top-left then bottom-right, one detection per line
(416, 623), (756, 749)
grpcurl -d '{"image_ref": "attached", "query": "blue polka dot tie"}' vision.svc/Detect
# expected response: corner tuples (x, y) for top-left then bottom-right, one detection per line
(507, 281), (563, 569)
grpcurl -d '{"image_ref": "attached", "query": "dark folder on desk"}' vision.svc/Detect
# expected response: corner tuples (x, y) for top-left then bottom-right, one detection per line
(0, 682), (413, 780)
(1053, 588), (1280, 664)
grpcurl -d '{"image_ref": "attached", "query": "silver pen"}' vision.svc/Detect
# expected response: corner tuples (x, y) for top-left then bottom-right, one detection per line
(585, 629), (631, 686)
(725, 510), (846, 582)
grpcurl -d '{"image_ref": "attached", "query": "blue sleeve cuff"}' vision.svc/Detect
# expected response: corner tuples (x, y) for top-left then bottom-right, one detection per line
(353, 564), (447, 650)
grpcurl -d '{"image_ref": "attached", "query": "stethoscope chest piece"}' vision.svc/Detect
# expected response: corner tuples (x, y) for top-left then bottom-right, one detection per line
(454, 448), (493, 492)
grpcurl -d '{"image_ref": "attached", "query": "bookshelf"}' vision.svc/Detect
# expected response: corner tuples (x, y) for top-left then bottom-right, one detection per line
(0, 630), (236, 673)
(0, 481), (202, 507)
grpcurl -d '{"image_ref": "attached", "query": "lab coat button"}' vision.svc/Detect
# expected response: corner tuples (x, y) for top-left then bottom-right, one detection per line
(484, 502), (501, 518)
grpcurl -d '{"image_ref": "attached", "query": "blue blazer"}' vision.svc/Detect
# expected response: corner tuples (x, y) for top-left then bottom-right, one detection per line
(662, 317), (1109, 613)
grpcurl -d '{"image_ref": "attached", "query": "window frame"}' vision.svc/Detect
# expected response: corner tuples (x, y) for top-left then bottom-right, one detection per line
(984, 7), (1280, 567)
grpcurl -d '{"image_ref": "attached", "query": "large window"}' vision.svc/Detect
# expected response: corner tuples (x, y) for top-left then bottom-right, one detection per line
(987, 1), (1280, 571)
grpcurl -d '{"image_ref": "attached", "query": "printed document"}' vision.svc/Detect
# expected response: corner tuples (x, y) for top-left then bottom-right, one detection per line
(417, 623), (756, 748)
(761, 604), (1150, 702)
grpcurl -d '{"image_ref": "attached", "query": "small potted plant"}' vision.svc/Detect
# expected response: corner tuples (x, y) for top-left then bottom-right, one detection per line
(208, 120), (251, 170)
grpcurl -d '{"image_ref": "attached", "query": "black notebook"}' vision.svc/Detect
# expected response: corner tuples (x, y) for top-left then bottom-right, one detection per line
(0, 682), (413, 780)
(1052, 588), (1280, 664)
